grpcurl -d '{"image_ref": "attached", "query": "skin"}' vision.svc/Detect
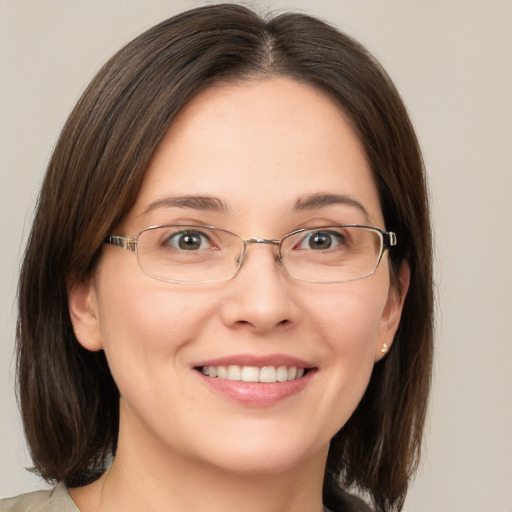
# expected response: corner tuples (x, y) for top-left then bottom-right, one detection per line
(69, 77), (408, 512)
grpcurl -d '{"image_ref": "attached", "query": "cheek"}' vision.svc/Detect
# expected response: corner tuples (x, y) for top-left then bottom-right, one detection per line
(327, 297), (382, 387)
(94, 261), (218, 395)
(314, 279), (387, 353)
(309, 280), (389, 423)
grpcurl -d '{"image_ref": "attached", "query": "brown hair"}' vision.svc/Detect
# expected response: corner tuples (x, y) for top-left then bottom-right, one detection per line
(16, 4), (433, 511)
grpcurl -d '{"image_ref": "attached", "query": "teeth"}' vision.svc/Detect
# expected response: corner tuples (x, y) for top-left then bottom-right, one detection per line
(200, 365), (307, 383)
(288, 367), (297, 380)
(241, 366), (259, 382)
(276, 365), (288, 382)
(227, 365), (241, 381)
(259, 366), (276, 383)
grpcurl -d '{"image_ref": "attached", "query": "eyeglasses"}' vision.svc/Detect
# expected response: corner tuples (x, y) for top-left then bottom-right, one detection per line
(104, 224), (396, 284)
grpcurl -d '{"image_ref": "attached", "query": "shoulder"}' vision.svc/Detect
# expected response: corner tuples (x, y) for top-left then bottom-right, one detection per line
(0, 483), (78, 512)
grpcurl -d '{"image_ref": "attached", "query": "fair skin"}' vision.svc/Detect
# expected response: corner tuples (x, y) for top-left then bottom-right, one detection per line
(69, 77), (408, 512)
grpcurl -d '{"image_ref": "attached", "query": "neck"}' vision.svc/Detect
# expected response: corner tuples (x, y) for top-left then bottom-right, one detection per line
(71, 401), (330, 512)
(72, 421), (327, 512)
(102, 443), (326, 512)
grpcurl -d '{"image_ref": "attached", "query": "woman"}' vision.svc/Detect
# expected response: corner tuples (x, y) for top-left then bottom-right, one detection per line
(2, 4), (433, 512)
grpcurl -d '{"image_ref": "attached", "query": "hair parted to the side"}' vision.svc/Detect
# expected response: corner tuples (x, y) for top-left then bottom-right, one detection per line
(16, 4), (433, 511)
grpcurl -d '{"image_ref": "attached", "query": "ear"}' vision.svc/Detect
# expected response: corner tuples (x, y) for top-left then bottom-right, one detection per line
(375, 260), (410, 362)
(68, 279), (104, 352)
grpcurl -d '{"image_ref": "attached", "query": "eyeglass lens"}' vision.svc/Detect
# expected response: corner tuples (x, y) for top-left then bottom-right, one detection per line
(135, 225), (384, 284)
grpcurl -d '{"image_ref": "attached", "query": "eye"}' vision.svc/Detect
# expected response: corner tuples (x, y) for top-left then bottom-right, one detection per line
(296, 230), (345, 251)
(165, 230), (213, 251)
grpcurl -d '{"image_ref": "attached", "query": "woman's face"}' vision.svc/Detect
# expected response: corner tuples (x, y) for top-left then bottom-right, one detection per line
(70, 77), (406, 477)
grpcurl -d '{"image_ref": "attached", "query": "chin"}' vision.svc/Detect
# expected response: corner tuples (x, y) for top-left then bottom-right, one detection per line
(190, 427), (329, 477)
(206, 451), (315, 477)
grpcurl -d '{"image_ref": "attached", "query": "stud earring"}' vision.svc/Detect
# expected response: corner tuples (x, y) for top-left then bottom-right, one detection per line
(381, 343), (388, 354)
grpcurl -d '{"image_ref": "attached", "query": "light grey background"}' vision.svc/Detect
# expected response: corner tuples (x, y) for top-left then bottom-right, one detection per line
(1, 1), (511, 511)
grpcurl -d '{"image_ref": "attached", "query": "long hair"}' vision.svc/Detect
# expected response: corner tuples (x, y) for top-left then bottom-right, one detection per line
(16, 5), (433, 511)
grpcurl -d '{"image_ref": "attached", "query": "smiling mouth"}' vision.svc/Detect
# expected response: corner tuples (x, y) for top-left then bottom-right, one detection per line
(196, 365), (309, 383)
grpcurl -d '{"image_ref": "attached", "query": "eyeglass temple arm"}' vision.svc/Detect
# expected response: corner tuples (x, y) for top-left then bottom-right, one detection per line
(104, 235), (137, 252)
(383, 231), (397, 249)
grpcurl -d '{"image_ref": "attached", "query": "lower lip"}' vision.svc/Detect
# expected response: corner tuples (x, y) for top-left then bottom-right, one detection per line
(198, 370), (314, 406)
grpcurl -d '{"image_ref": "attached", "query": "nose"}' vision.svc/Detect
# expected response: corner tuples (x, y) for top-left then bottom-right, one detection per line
(219, 243), (301, 334)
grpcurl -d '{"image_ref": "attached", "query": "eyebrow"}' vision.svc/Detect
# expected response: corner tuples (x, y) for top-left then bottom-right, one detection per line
(142, 192), (369, 220)
(293, 193), (370, 220)
(142, 195), (227, 215)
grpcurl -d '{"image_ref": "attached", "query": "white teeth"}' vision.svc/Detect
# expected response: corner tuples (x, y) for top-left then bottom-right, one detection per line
(241, 366), (259, 382)
(259, 366), (277, 383)
(226, 365), (242, 381)
(200, 365), (307, 383)
(276, 365), (288, 382)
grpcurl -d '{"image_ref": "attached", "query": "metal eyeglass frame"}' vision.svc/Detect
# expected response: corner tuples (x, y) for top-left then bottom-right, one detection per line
(104, 224), (397, 284)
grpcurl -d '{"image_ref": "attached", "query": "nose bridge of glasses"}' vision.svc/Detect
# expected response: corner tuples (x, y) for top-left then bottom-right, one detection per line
(245, 238), (281, 246)
(244, 238), (282, 259)
(236, 238), (282, 271)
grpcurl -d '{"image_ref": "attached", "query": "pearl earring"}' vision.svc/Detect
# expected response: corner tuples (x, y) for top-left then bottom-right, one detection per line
(381, 343), (388, 354)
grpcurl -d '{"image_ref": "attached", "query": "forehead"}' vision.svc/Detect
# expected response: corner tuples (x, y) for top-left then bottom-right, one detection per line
(126, 77), (383, 229)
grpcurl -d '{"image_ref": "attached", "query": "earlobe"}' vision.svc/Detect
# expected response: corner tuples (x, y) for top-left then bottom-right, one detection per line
(68, 279), (104, 352)
(375, 261), (410, 362)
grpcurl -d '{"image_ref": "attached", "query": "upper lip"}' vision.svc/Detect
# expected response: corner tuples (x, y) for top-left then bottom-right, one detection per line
(193, 353), (314, 369)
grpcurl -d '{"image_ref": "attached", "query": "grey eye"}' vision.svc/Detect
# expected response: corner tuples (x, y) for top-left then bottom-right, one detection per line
(298, 231), (343, 251)
(167, 230), (211, 250)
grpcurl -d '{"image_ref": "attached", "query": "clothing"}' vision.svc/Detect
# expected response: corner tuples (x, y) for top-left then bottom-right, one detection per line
(0, 483), (77, 512)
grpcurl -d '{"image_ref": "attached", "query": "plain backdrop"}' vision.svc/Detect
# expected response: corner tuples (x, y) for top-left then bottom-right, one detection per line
(1, 1), (511, 511)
